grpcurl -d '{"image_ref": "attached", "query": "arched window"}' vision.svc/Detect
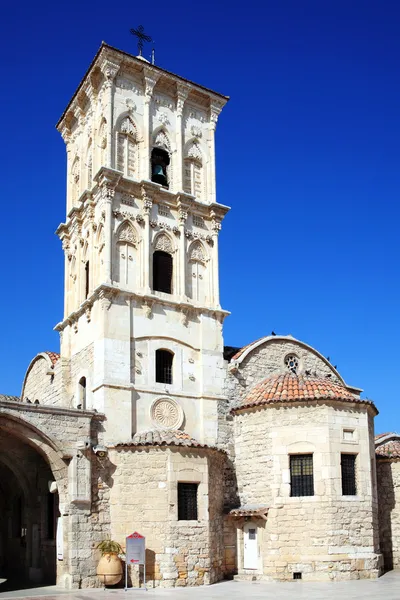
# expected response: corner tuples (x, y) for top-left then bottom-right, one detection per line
(85, 261), (90, 299)
(71, 157), (80, 203)
(78, 377), (86, 409)
(156, 350), (173, 384)
(153, 251), (172, 294)
(116, 221), (137, 286)
(183, 142), (203, 199)
(151, 130), (171, 188)
(98, 118), (107, 167)
(151, 148), (170, 187)
(116, 117), (137, 178)
(153, 234), (173, 294)
(187, 241), (207, 303)
(86, 139), (93, 188)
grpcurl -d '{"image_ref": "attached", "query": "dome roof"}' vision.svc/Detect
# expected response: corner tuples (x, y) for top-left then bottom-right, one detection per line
(232, 373), (376, 413)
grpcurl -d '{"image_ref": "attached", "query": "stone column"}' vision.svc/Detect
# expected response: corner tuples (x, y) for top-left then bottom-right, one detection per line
(176, 84), (190, 191)
(177, 203), (188, 298)
(142, 189), (153, 293)
(208, 102), (223, 204)
(210, 211), (222, 308)
(102, 185), (115, 284)
(101, 60), (120, 169)
(142, 69), (160, 181)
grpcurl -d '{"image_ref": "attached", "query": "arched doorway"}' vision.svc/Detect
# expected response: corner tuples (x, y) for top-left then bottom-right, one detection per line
(0, 425), (59, 590)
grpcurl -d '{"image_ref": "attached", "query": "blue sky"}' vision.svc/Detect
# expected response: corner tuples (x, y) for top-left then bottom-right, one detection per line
(0, 0), (398, 433)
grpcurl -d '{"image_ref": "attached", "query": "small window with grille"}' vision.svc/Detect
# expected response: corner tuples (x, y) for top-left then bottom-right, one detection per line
(155, 349), (173, 384)
(341, 454), (357, 496)
(290, 454), (314, 497)
(178, 483), (198, 520)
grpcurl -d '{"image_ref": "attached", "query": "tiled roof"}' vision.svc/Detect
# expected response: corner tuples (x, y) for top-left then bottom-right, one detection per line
(0, 394), (20, 403)
(229, 505), (269, 519)
(232, 373), (375, 413)
(115, 429), (219, 450)
(376, 440), (400, 459)
(375, 432), (392, 441)
(44, 352), (60, 365)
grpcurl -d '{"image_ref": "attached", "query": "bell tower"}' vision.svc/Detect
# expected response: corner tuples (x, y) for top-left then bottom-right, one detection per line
(55, 43), (229, 443)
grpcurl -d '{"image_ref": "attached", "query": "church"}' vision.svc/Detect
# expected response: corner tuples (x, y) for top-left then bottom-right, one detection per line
(0, 41), (399, 589)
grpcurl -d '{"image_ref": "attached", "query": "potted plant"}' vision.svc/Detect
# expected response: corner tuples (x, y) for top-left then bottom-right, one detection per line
(96, 539), (124, 586)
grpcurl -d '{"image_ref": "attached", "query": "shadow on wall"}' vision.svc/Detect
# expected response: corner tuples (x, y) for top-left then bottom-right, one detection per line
(378, 461), (395, 571)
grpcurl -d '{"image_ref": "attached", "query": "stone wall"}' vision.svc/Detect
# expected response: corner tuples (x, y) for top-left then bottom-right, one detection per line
(377, 459), (400, 570)
(107, 445), (226, 587)
(232, 402), (381, 581)
(22, 355), (64, 407)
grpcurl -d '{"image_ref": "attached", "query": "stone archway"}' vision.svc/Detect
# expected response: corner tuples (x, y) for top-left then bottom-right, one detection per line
(0, 418), (67, 590)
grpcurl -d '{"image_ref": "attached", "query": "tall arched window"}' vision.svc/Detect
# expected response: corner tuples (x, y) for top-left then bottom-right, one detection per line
(187, 241), (207, 303)
(116, 221), (137, 287)
(98, 118), (107, 167)
(78, 377), (86, 409)
(153, 234), (173, 294)
(116, 117), (137, 178)
(151, 130), (171, 188)
(153, 251), (173, 294)
(155, 349), (173, 384)
(86, 139), (93, 189)
(71, 157), (80, 203)
(85, 261), (90, 299)
(183, 142), (203, 199)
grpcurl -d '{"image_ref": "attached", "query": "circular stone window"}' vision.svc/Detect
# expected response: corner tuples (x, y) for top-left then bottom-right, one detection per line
(150, 397), (184, 430)
(285, 354), (299, 374)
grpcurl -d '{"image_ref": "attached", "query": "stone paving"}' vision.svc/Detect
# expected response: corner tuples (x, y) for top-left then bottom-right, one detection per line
(2, 572), (400, 600)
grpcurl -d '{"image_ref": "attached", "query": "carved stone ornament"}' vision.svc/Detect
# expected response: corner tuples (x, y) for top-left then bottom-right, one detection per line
(191, 125), (202, 139)
(101, 185), (115, 201)
(154, 233), (173, 253)
(157, 111), (170, 126)
(186, 142), (202, 163)
(143, 299), (154, 319)
(125, 98), (137, 113)
(85, 306), (92, 323)
(99, 290), (112, 311)
(150, 397), (184, 430)
(153, 130), (171, 152)
(117, 221), (137, 245)
(120, 116), (136, 139)
(189, 241), (206, 263)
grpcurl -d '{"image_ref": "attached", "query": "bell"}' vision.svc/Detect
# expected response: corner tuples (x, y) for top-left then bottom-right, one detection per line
(152, 163), (168, 187)
(152, 164), (164, 177)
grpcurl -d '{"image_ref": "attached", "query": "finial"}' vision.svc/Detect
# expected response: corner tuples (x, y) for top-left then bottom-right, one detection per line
(130, 25), (153, 57)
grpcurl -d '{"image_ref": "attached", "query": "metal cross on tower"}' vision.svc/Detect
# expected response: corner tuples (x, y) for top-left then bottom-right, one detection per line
(130, 25), (153, 56)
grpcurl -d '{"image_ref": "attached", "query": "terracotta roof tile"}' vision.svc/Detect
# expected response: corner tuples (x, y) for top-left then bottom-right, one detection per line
(376, 440), (400, 459)
(115, 429), (221, 451)
(45, 352), (60, 365)
(232, 373), (375, 413)
(229, 505), (269, 519)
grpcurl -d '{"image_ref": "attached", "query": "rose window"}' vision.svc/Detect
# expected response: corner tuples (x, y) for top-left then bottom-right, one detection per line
(285, 354), (299, 374)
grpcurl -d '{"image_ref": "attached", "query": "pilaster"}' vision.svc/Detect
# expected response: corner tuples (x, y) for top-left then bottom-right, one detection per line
(142, 68), (160, 181)
(142, 188), (153, 294)
(176, 83), (190, 191)
(100, 60), (120, 169)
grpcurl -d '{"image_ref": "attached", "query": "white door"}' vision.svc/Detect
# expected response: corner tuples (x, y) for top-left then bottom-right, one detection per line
(243, 523), (258, 569)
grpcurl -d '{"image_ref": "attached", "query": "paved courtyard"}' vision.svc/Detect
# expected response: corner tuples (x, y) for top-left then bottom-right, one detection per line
(1, 572), (400, 600)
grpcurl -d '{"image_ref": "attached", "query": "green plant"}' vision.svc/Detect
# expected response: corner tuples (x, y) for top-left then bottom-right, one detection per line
(96, 539), (124, 555)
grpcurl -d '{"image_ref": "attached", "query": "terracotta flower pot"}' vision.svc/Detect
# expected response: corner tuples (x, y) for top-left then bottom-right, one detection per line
(96, 552), (123, 585)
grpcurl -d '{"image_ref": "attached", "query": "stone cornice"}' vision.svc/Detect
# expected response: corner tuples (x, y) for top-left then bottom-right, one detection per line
(54, 283), (230, 332)
(0, 398), (104, 420)
(57, 167), (230, 235)
(56, 42), (228, 132)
